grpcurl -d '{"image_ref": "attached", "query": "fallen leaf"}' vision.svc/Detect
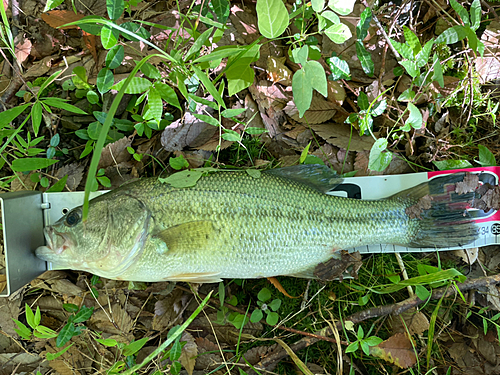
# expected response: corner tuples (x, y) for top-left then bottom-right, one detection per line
(98, 136), (133, 170)
(15, 34), (32, 64)
(406, 195), (433, 219)
(311, 123), (374, 152)
(90, 303), (133, 335)
(284, 93), (337, 124)
(41, 10), (84, 29)
(0, 294), (22, 336)
(452, 248), (479, 265)
(152, 289), (185, 331)
(45, 279), (84, 296)
(354, 151), (412, 176)
(369, 333), (417, 369)
(56, 163), (85, 191)
(178, 332), (197, 375)
(390, 308), (429, 336)
(266, 56), (292, 86)
(23, 55), (53, 78)
(194, 337), (222, 371)
(314, 251), (362, 281)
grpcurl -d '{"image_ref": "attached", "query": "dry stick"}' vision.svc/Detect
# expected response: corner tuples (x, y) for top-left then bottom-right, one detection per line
(481, 0), (500, 21)
(254, 273), (500, 371)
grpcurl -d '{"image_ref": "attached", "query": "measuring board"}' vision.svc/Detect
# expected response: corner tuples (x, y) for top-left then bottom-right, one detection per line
(1, 167), (498, 296)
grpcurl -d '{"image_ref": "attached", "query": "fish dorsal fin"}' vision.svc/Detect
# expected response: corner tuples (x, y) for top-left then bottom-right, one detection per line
(265, 164), (342, 194)
(155, 220), (214, 253)
(163, 272), (222, 283)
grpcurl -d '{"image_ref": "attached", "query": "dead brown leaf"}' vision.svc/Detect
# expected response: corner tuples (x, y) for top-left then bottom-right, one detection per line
(313, 251), (362, 281)
(455, 173), (480, 195)
(179, 332), (197, 375)
(41, 10), (84, 29)
(284, 94), (336, 124)
(239, 343), (280, 365)
(10, 172), (37, 191)
(98, 136), (133, 170)
(390, 308), (429, 336)
(194, 337), (222, 371)
(470, 184), (500, 212)
(55, 163), (85, 191)
(405, 195), (433, 219)
(15, 34), (32, 64)
(23, 55), (53, 78)
(266, 56), (292, 86)
(354, 151), (412, 176)
(0, 294), (22, 336)
(369, 333), (417, 369)
(310, 123), (374, 152)
(90, 303), (133, 335)
(152, 289), (185, 331)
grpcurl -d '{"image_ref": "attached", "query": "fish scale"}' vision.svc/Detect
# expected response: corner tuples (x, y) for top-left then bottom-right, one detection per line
(36, 165), (478, 282)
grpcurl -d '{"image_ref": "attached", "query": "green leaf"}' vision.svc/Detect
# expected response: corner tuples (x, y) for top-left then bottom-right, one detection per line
(221, 108), (246, 118)
(170, 339), (182, 361)
(324, 23), (352, 44)
(106, 45), (124, 69)
(73, 306), (94, 323)
(357, 92), (369, 111)
(256, 0), (289, 38)
(300, 141), (311, 164)
(192, 66), (226, 109)
(292, 45), (308, 66)
(450, 0), (469, 26)
(43, 0), (64, 11)
(368, 138), (392, 172)
(246, 127), (267, 135)
(268, 299), (281, 311)
(13, 319), (32, 339)
(120, 21), (151, 41)
(12, 157), (58, 171)
(47, 175), (68, 192)
(292, 68), (311, 118)
(398, 88), (415, 102)
(327, 0), (355, 15)
(403, 26), (421, 54)
(107, 0), (124, 20)
(250, 309), (263, 323)
(87, 90), (99, 104)
(356, 7), (372, 41)
(193, 46), (244, 63)
(140, 63), (161, 80)
(46, 343), (74, 360)
(355, 41), (374, 76)
(210, 0), (230, 23)
(470, 0), (481, 31)
(112, 77), (152, 94)
(304, 60), (327, 97)
(246, 169), (261, 178)
(88, 121), (103, 140)
(192, 113), (220, 127)
(266, 311), (279, 325)
(169, 155), (189, 170)
(433, 159), (473, 170)
(123, 337), (149, 356)
(435, 25), (467, 44)
(371, 99), (387, 116)
(154, 83), (181, 110)
(399, 60), (419, 78)
(42, 98), (88, 114)
(225, 44), (260, 96)
(31, 102), (42, 136)
(432, 54), (444, 87)
(318, 10), (340, 32)
(415, 284), (430, 300)
(404, 103), (423, 130)
(0, 104), (30, 129)
(25, 304), (36, 329)
(258, 288), (271, 302)
(159, 170), (203, 188)
(477, 145), (496, 166)
(222, 129), (241, 142)
(345, 341), (359, 353)
(96, 338), (118, 346)
(63, 303), (79, 313)
(185, 27), (214, 61)
(415, 39), (434, 68)
(389, 39), (413, 60)
(327, 56), (350, 80)
(100, 25), (119, 49)
(146, 88), (162, 122)
(56, 323), (76, 347)
(311, 0), (324, 12)
(34, 325), (58, 339)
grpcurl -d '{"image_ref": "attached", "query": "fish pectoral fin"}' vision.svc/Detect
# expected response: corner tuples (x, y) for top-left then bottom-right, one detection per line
(156, 220), (215, 253)
(163, 272), (222, 283)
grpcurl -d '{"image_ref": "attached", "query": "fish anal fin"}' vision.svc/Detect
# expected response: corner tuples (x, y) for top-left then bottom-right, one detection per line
(155, 220), (214, 253)
(163, 272), (222, 283)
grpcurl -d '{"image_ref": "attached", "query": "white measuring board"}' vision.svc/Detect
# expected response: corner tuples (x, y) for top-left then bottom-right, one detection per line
(328, 166), (500, 254)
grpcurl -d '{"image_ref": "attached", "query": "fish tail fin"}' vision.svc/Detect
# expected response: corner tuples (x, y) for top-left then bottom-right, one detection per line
(391, 173), (479, 249)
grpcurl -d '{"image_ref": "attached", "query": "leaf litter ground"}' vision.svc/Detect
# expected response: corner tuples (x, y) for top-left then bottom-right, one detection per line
(2, 0), (500, 374)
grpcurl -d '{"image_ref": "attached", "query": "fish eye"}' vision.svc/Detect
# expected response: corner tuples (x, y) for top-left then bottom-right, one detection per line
(65, 210), (81, 227)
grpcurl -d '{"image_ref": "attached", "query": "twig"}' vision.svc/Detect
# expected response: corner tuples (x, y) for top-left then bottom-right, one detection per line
(481, 0), (499, 21)
(254, 273), (500, 371)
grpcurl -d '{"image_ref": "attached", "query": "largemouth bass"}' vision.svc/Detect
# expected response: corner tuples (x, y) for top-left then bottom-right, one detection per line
(36, 165), (478, 282)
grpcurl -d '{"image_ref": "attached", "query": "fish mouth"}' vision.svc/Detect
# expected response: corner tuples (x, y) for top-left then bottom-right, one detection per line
(36, 227), (74, 261)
